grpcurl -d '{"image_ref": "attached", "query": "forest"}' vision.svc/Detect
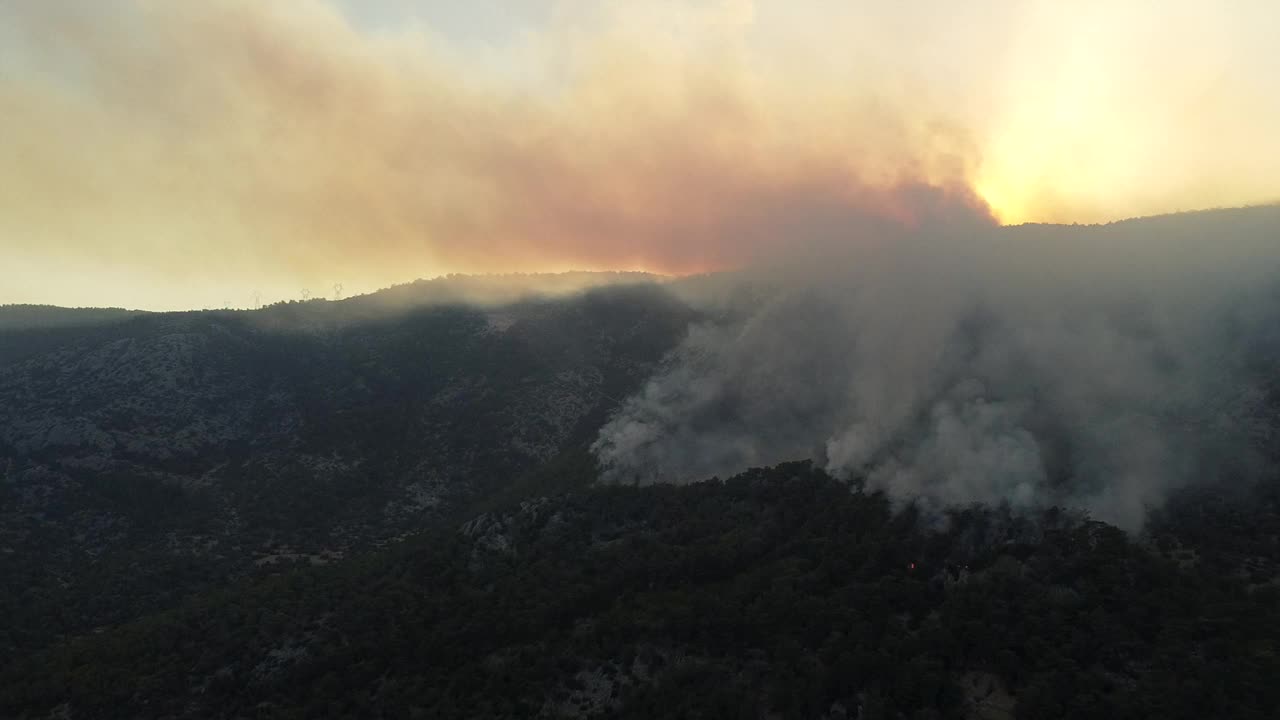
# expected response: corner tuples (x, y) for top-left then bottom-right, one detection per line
(3, 462), (1277, 718)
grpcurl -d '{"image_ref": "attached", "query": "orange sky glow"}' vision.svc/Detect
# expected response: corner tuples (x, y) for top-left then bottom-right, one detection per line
(1, 1), (1277, 309)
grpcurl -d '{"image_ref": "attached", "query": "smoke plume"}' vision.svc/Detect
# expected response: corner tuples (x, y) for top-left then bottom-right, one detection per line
(593, 205), (1280, 529)
(5, 1), (1279, 309)
(0, 0), (982, 309)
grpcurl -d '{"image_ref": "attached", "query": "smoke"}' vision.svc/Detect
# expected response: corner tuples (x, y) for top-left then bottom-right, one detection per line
(593, 205), (1280, 530)
(0, 0), (983, 309)
(7, 2), (1279, 310)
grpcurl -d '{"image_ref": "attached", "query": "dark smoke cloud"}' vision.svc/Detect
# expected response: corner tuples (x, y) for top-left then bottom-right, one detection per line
(593, 205), (1280, 530)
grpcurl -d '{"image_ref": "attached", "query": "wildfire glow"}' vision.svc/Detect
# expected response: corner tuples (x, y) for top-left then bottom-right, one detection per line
(1, 1), (1277, 308)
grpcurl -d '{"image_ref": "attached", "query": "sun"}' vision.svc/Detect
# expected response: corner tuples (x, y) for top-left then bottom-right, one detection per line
(972, 178), (1021, 226)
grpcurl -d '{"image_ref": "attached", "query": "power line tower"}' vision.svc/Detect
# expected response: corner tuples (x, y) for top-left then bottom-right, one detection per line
(333, 283), (344, 301)
(252, 291), (262, 310)
(301, 288), (311, 302)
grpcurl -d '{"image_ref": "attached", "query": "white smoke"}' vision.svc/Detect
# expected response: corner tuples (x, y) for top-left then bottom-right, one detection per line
(592, 206), (1280, 529)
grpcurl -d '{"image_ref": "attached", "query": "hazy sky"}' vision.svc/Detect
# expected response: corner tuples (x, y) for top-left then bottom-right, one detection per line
(2, 1), (1277, 309)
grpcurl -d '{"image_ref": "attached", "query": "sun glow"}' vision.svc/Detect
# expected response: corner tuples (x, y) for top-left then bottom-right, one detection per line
(2, 1), (1278, 308)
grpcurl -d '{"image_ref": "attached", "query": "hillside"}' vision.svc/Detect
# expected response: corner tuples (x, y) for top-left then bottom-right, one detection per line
(0, 280), (694, 656)
(3, 225), (1280, 718)
(3, 463), (1277, 719)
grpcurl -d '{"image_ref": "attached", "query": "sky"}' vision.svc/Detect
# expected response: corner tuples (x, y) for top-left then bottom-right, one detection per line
(1, 1), (1278, 310)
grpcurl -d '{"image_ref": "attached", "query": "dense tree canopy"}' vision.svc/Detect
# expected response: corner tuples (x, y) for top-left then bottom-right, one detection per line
(4, 463), (1277, 718)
